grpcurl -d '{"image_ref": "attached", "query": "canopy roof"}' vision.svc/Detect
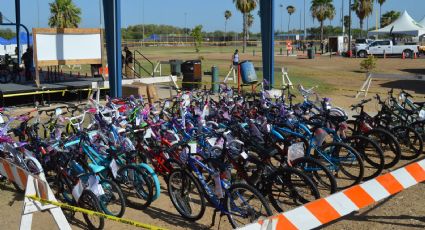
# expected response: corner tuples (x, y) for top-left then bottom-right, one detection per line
(0, 37), (11, 45)
(419, 16), (425, 28)
(368, 11), (425, 36)
(8, 32), (33, 45)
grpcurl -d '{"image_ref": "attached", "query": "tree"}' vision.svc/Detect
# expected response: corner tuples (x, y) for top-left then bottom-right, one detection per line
(343, 15), (351, 33)
(287, 5), (296, 33)
(376, 0), (386, 28)
(310, 0), (335, 51)
(381, 10), (400, 27)
(48, 0), (81, 28)
(233, 0), (257, 53)
(224, 10), (232, 42)
(247, 13), (254, 40)
(190, 25), (203, 53)
(352, 0), (374, 37)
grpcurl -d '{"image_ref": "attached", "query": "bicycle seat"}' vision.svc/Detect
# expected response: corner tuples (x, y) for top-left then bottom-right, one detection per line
(352, 115), (362, 119)
(328, 115), (347, 124)
(88, 163), (106, 174)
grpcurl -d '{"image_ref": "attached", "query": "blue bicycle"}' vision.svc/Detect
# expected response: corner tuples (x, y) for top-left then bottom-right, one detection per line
(167, 135), (273, 228)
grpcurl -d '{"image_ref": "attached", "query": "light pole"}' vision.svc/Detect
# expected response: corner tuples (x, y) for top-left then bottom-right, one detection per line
(279, 4), (283, 35)
(304, 0), (306, 40)
(142, 0), (145, 40)
(184, 12), (188, 43)
(348, 0), (352, 57)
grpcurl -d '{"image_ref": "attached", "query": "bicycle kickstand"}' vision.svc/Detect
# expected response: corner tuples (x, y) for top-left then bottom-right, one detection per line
(210, 208), (225, 228)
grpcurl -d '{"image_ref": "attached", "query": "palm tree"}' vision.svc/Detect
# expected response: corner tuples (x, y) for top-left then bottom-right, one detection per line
(233, 0), (257, 53)
(352, 0), (374, 37)
(224, 10), (232, 42)
(48, 0), (81, 28)
(376, 0), (386, 28)
(381, 10), (400, 27)
(287, 5), (296, 33)
(247, 13), (254, 40)
(310, 0), (335, 50)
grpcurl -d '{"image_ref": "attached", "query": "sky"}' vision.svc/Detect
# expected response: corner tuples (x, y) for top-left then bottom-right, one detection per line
(0, 0), (424, 33)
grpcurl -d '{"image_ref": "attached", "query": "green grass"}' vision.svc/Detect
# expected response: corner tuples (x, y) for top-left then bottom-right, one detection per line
(60, 45), (332, 94)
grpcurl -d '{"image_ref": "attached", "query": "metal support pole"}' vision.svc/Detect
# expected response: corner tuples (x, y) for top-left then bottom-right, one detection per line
(348, 0), (352, 57)
(260, 0), (275, 89)
(103, 0), (122, 97)
(15, 0), (21, 64)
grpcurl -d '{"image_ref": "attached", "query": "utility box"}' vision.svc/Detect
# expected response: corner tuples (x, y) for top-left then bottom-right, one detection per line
(181, 60), (202, 90)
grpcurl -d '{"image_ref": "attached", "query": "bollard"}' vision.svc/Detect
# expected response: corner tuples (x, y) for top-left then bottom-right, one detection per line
(314, 46), (317, 54)
(253, 50), (255, 56)
(411, 51), (414, 59)
(211, 66), (219, 93)
(280, 47), (283, 55)
(383, 50), (386, 59)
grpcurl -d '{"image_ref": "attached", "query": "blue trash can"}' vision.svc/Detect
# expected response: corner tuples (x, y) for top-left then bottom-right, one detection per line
(239, 61), (258, 84)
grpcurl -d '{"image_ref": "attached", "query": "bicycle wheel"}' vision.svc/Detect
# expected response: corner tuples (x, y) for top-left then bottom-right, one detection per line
(391, 125), (423, 160)
(99, 179), (126, 217)
(167, 169), (206, 221)
(225, 182), (273, 229)
(78, 190), (105, 230)
(117, 165), (153, 210)
(365, 128), (401, 169)
(267, 167), (320, 213)
(290, 156), (337, 197)
(316, 142), (364, 190)
(410, 121), (425, 145)
(345, 135), (384, 181)
(0, 69), (11, 83)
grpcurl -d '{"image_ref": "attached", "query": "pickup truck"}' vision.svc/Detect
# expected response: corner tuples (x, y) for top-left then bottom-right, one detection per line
(354, 39), (374, 57)
(356, 40), (419, 58)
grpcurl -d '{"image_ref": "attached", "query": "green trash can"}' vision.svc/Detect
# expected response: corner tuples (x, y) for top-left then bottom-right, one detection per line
(307, 48), (315, 59)
(170, 59), (183, 76)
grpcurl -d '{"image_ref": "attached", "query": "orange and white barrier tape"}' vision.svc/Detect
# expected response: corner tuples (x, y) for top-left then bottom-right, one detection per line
(239, 159), (425, 230)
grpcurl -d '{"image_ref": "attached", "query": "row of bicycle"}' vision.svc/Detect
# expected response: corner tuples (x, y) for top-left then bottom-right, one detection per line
(0, 84), (424, 229)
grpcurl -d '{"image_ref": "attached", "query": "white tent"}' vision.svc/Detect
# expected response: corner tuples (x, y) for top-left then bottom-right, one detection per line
(419, 16), (425, 28)
(368, 11), (425, 36)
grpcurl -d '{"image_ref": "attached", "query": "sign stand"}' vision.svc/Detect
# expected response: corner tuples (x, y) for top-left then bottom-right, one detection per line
(224, 65), (237, 84)
(20, 175), (71, 230)
(281, 67), (293, 88)
(356, 73), (373, 98)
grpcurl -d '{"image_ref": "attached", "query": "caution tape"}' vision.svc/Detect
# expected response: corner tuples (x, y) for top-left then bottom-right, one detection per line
(26, 195), (167, 230)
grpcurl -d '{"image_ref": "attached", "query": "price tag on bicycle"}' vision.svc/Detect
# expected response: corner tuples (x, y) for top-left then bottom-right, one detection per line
(188, 141), (197, 154)
(110, 159), (119, 179)
(288, 142), (305, 161)
(72, 179), (84, 201)
(0, 115), (4, 124)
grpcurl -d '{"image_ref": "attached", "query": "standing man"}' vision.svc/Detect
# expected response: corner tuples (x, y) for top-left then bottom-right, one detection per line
(21, 46), (33, 82)
(123, 46), (134, 78)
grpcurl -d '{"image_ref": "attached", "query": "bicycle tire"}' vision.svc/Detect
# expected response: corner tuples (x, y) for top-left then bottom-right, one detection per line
(117, 165), (154, 210)
(99, 179), (126, 217)
(315, 142), (364, 190)
(78, 190), (105, 230)
(345, 135), (385, 180)
(410, 120), (425, 145)
(167, 169), (206, 221)
(290, 156), (337, 197)
(365, 128), (401, 169)
(391, 125), (423, 160)
(267, 166), (320, 213)
(225, 182), (273, 229)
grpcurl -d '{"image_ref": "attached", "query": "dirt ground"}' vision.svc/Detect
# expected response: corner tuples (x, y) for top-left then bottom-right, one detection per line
(1, 54), (425, 229)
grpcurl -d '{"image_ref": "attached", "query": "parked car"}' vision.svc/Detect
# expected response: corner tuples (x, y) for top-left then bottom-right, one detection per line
(357, 40), (419, 58)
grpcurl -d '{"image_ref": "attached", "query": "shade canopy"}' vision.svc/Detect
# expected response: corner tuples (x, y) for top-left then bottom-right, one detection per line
(419, 16), (425, 28)
(368, 11), (425, 36)
(8, 32), (32, 45)
(0, 37), (11, 45)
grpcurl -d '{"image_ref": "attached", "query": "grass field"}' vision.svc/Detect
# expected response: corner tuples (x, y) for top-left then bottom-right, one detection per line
(61, 44), (425, 99)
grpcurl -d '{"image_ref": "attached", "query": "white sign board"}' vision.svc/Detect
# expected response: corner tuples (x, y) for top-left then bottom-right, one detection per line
(36, 34), (101, 61)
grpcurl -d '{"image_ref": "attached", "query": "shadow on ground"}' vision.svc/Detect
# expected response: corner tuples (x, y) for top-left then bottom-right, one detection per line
(379, 80), (425, 94)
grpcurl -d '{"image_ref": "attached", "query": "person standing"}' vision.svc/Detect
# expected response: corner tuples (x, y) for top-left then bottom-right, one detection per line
(123, 46), (134, 78)
(232, 49), (239, 66)
(21, 47), (33, 82)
